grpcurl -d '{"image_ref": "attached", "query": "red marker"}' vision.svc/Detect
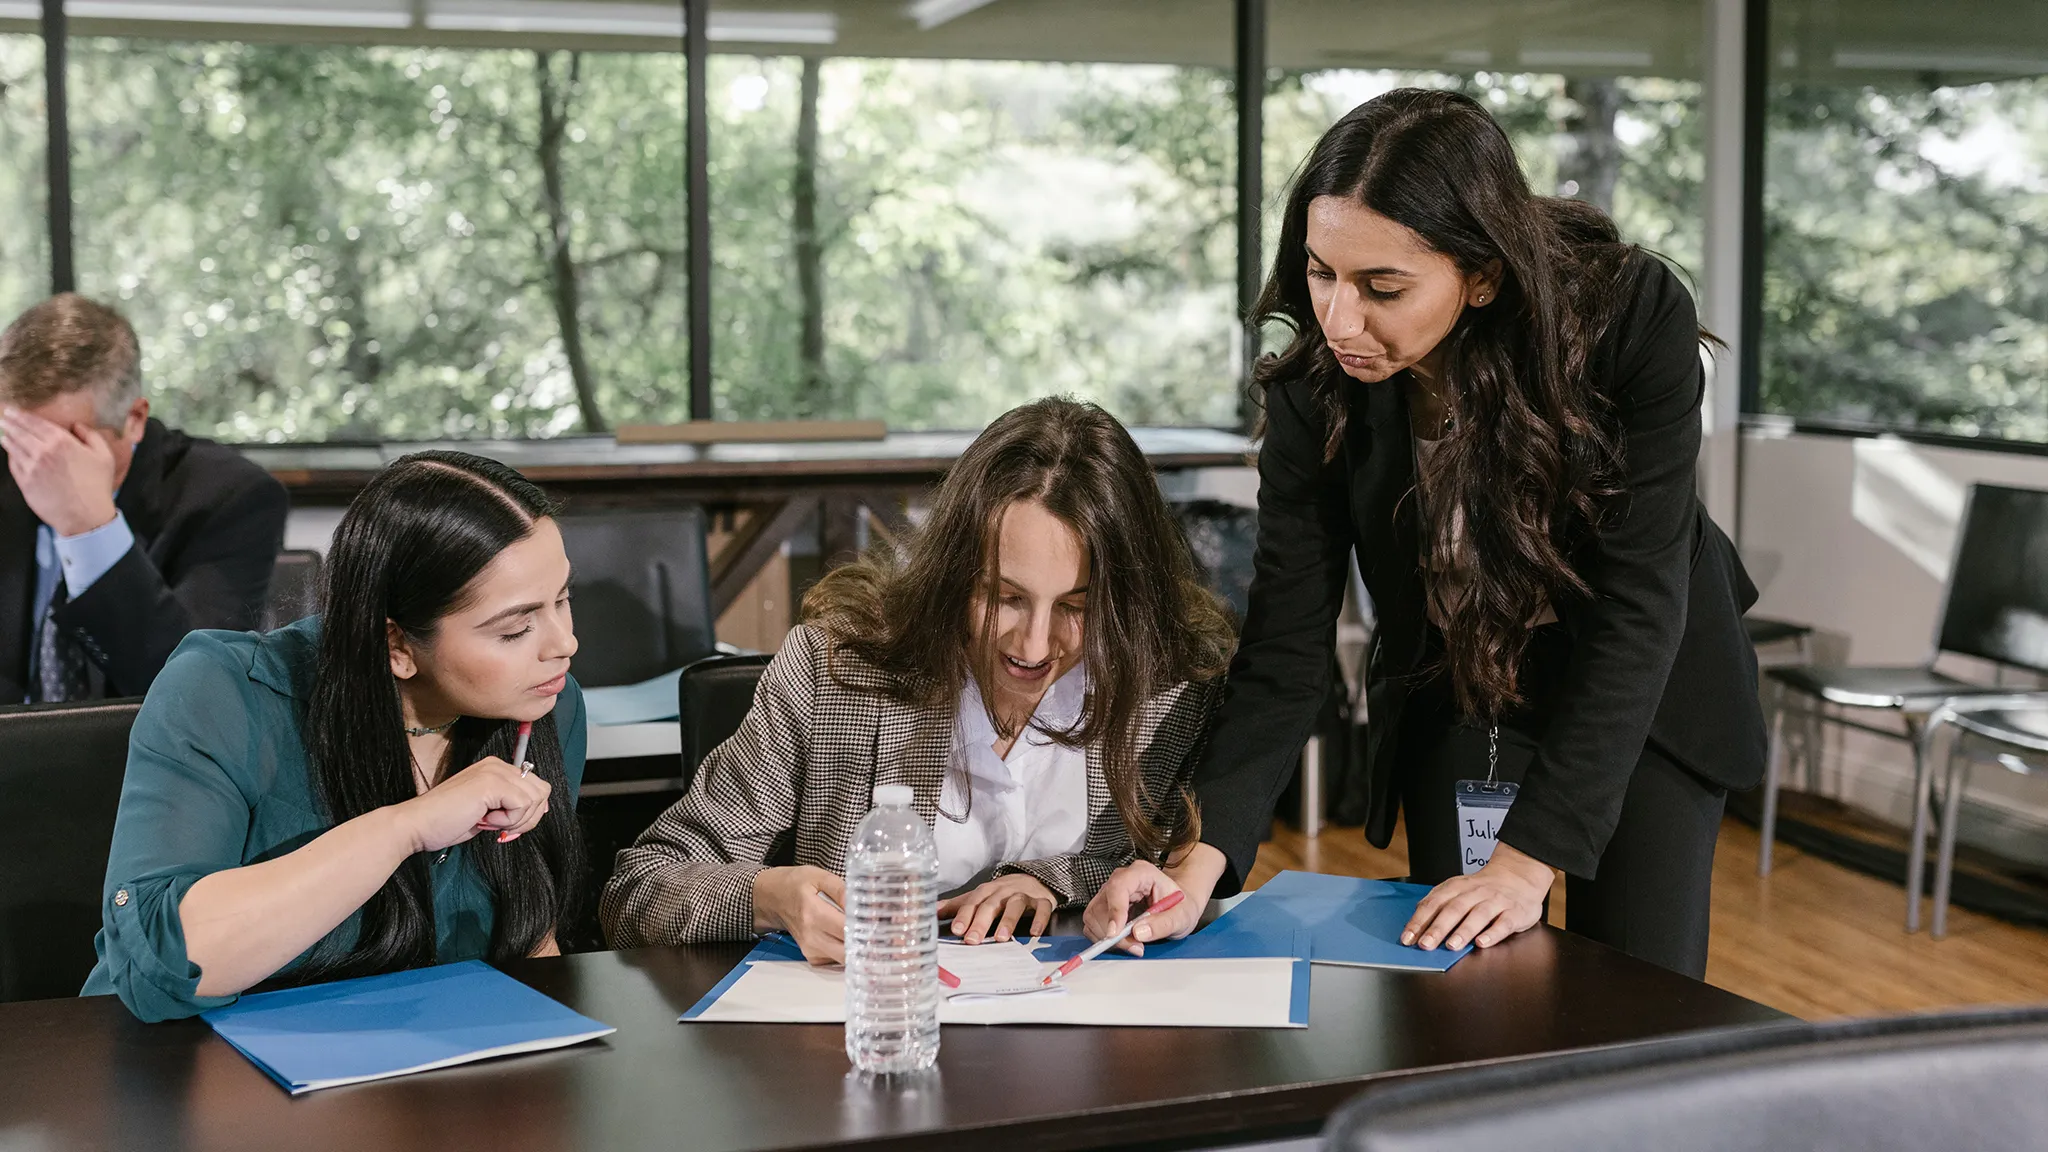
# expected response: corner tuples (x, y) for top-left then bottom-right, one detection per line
(1043, 890), (1186, 985)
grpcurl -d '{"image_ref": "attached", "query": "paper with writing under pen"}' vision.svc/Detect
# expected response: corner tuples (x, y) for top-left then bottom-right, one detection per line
(933, 940), (1064, 1000)
(680, 933), (1308, 1028)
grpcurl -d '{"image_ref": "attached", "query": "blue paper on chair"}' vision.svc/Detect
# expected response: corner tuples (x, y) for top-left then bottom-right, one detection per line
(582, 667), (685, 725)
(1197, 870), (1470, 972)
(200, 960), (615, 1094)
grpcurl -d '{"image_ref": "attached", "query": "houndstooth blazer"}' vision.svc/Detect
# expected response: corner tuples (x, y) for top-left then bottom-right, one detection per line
(601, 623), (1224, 947)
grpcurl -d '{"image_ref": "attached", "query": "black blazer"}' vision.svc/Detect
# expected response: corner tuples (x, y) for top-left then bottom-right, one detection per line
(1193, 254), (1765, 891)
(0, 418), (288, 701)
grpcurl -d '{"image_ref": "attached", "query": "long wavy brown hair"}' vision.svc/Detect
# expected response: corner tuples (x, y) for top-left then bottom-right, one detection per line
(1255, 87), (1662, 719)
(801, 397), (1236, 862)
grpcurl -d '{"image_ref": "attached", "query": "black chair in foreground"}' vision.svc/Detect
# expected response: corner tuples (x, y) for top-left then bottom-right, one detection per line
(676, 652), (773, 794)
(0, 699), (142, 1003)
(556, 507), (717, 689)
(1325, 1005), (2048, 1152)
(1758, 484), (2048, 933)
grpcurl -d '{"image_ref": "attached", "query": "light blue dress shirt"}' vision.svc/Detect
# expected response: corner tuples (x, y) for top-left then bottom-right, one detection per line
(27, 511), (135, 698)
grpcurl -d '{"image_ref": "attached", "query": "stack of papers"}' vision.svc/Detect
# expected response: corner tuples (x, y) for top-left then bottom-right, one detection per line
(200, 960), (616, 1095)
(681, 932), (1309, 1028)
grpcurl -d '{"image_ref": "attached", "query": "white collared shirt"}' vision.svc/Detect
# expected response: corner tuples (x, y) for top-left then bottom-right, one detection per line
(932, 663), (1091, 892)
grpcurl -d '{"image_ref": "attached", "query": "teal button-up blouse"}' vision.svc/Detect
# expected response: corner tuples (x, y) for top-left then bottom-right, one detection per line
(80, 616), (586, 1022)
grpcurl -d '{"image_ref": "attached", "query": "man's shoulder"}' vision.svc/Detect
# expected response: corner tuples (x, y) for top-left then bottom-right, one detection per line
(144, 420), (287, 514)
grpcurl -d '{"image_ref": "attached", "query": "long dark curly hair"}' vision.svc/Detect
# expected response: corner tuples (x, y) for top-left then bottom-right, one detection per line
(800, 397), (1236, 863)
(1255, 87), (1658, 718)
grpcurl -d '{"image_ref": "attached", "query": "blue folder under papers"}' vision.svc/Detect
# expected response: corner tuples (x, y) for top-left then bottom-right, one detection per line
(1193, 869), (1471, 971)
(200, 960), (616, 1094)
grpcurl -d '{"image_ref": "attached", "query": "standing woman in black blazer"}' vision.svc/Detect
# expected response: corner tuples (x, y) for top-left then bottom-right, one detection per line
(1086, 88), (1765, 978)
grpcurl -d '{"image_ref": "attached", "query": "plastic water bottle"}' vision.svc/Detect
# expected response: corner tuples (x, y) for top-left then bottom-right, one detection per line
(843, 783), (941, 1074)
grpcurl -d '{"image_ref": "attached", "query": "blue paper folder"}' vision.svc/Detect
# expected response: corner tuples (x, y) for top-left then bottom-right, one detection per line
(581, 667), (685, 726)
(1198, 870), (1470, 971)
(201, 960), (616, 1094)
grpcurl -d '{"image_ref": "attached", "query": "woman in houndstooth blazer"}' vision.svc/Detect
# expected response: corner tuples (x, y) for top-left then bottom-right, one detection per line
(602, 398), (1238, 963)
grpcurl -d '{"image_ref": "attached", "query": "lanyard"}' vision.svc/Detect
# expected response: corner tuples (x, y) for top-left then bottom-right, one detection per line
(1486, 723), (1500, 786)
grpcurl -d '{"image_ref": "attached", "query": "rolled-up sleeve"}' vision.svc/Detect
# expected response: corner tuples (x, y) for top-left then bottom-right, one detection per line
(85, 635), (257, 1021)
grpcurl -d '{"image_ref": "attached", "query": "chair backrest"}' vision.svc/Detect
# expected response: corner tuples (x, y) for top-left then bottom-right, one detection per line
(1173, 499), (1258, 624)
(557, 507), (717, 688)
(0, 699), (142, 1002)
(1324, 1006), (2048, 1152)
(676, 653), (773, 793)
(1937, 483), (2048, 674)
(263, 548), (325, 631)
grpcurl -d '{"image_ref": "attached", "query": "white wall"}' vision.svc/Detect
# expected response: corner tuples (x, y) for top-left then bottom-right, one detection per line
(1741, 427), (2048, 865)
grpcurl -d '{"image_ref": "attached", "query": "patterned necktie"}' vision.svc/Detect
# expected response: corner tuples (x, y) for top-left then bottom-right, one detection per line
(36, 584), (98, 703)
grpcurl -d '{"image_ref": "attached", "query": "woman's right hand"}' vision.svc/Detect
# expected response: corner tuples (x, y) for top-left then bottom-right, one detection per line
(1084, 851), (1217, 956)
(752, 865), (847, 965)
(396, 756), (553, 854)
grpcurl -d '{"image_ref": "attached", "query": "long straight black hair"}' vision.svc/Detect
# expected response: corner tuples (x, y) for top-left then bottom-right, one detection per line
(1254, 87), (1643, 718)
(296, 450), (583, 982)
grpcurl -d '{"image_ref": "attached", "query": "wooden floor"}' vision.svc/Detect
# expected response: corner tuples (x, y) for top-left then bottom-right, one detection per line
(1253, 815), (2048, 1020)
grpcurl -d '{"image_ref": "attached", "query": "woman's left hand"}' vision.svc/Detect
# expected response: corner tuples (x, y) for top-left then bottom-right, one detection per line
(1401, 842), (1555, 951)
(939, 874), (1058, 944)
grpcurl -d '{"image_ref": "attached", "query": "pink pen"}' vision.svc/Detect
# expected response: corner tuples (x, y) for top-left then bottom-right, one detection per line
(487, 721), (535, 844)
(1043, 890), (1185, 985)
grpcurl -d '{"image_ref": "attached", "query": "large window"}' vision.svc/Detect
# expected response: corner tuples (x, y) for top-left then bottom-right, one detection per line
(1265, 3), (1706, 315)
(1763, 0), (2048, 444)
(67, 21), (685, 442)
(706, 1), (1240, 429)
(0, 30), (47, 322)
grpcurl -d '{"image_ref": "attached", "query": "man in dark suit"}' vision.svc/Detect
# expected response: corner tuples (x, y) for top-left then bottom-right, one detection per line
(0, 293), (288, 703)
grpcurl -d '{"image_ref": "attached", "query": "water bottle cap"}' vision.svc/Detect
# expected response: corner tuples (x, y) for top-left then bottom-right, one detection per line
(872, 784), (914, 808)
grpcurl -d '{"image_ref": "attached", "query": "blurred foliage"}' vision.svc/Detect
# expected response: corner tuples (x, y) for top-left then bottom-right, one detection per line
(1762, 79), (2048, 442)
(0, 36), (48, 326)
(32, 33), (2046, 444)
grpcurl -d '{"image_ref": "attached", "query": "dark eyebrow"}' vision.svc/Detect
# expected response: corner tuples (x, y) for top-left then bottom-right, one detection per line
(475, 571), (574, 629)
(1304, 243), (1412, 278)
(998, 577), (1091, 598)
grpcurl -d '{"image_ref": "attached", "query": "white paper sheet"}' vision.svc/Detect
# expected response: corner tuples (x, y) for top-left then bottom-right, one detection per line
(684, 956), (1302, 1029)
(937, 941), (1060, 999)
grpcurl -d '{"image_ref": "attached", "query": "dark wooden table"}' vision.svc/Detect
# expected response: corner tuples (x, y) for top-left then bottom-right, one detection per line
(0, 927), (1785, 1152)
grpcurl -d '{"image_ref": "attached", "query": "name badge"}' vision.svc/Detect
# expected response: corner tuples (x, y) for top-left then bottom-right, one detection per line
(1455, 779), (1518, 875)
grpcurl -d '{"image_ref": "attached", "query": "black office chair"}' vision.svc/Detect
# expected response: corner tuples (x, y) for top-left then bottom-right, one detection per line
(676, 652), (774, 793)
(1172, 498), (1257, 622)
(0, 699), (142, 1003)
(1325, 1005), (2048, 1152)
(557, 507), (717, 688)
(262, 548), (325, 631)
(1758, 484), (2048, 930)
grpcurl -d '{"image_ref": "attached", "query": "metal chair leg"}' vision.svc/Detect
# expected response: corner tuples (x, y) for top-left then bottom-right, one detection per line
(1905, 716), (1936, 933)
(1759, 701), (1789, 876)
(1932, 738), (1970, 940)
(1300, 736), (1324, 840)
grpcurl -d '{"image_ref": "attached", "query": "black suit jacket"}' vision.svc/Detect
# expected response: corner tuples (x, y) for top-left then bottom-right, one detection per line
(0, 418), (288, 701)
(1194, 254), (1765, 891)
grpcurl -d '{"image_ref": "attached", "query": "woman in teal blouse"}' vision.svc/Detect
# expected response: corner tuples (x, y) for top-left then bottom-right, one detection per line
(83, 451), (586, 1022)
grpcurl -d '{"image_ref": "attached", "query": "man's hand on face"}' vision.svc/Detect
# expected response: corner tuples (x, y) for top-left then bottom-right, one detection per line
(1, 406), (122, 537)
